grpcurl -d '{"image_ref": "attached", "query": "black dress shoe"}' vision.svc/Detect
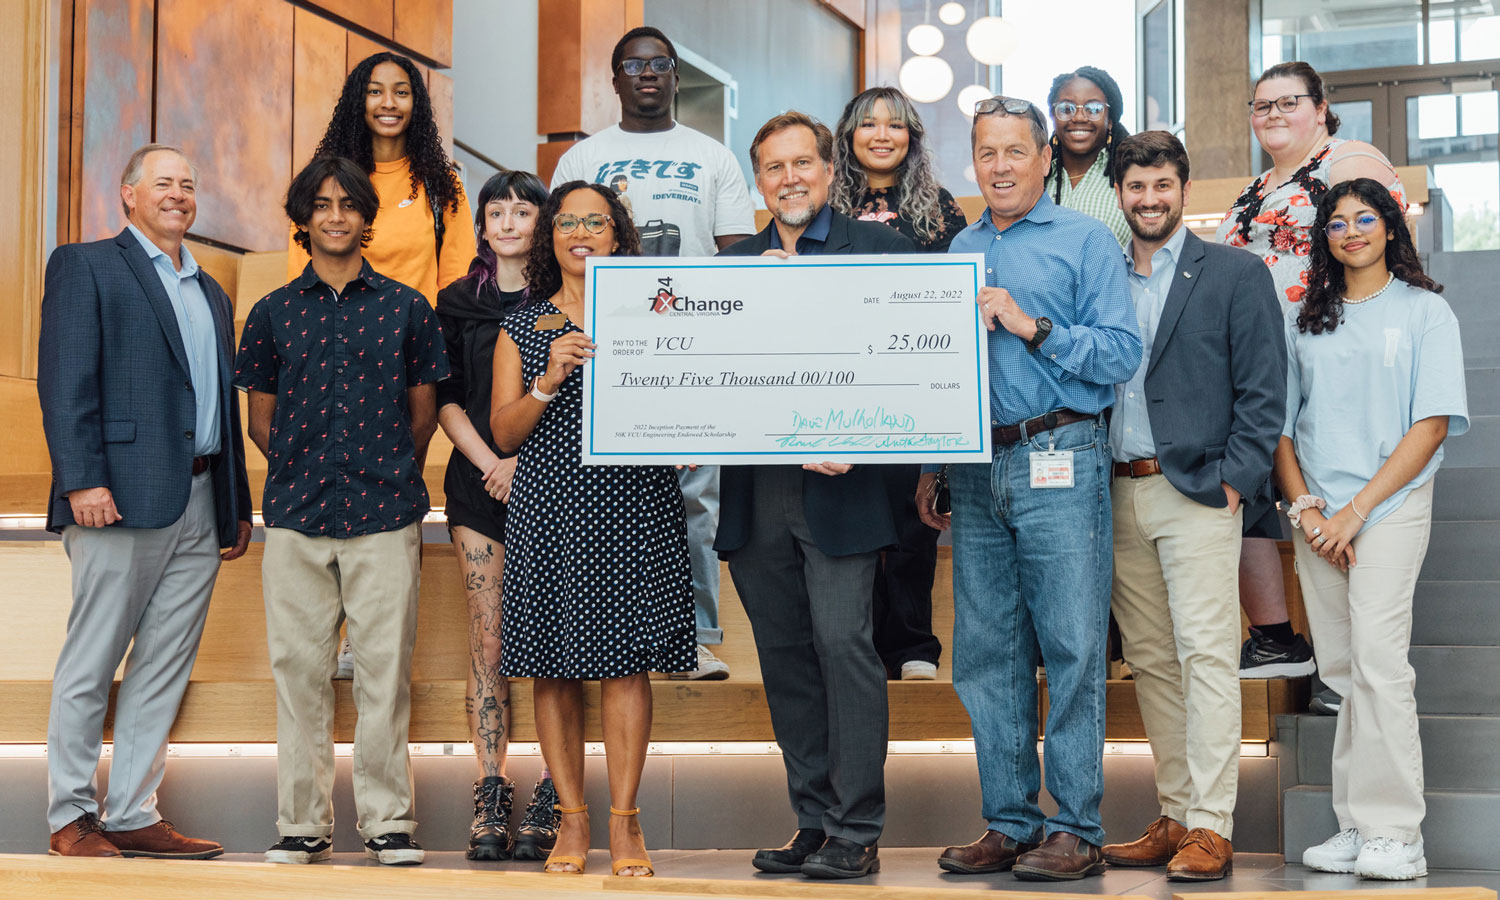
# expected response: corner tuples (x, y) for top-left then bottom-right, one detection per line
(801, 837), (880, 879)
(752, 828), (826, 873)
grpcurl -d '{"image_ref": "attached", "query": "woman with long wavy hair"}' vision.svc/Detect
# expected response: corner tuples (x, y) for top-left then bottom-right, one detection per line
(829, 86), (965, 684)
(288, 51), (475, 306)
(489, 182), (694, 877)
(1042, 66), (1130, 247)
(1275, 178), (1468, 881)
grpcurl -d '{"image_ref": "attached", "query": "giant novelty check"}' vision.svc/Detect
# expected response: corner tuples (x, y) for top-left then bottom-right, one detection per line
(581, 254), (992, 465)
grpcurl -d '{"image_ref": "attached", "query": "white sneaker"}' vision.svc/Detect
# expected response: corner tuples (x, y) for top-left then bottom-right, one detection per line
(1302, 828), (1363, 873)
(900, 660), (938, 680)
(1355, 837), (1427, 880)
(334, 638), (354, 680)
(670, 643), (730, 680)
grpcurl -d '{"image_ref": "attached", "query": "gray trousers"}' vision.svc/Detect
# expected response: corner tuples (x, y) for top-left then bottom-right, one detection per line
(47, 471), (220, 833)
(678, 464), (722, 645)
(725, 466), (887, 845)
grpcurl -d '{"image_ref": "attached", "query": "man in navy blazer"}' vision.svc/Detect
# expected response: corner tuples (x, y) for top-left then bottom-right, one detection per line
(1099, 133), (1284, 881)
(714, 112), (907, 881)
(37, 144), (251, 858)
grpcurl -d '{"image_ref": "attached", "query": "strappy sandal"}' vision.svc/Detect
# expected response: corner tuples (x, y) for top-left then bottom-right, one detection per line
(543, 803), (588, 874)
(609, 806), (654, 877)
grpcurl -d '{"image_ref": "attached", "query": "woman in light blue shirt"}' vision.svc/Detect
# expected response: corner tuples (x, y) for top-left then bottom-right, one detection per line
(1275, 178), (1468, 881)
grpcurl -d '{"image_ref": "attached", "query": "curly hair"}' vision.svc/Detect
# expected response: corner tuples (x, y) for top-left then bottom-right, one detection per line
(830, 87), (945, 243)
(523, 181), (641, 303)
(1298, 178), (1441, 335)
(312, 51), (462, 216)
(1046, 66), (1130, 203)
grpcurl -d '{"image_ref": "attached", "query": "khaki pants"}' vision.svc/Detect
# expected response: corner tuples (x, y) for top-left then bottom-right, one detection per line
(1293, 479), (1431, 843)
(1111, 474), (1243, 838)
(263, 522), (422, 840)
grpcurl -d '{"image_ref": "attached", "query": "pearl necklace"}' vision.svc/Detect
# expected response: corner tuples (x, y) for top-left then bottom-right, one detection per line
(1343, 272), (1395, 305)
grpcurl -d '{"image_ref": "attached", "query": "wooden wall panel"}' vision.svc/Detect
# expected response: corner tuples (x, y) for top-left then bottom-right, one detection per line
(307, 0), (393, 39)
(0, 0), (47, 379)
(394, 0), (452, 66)
(537, 0), (638, 137)
(77, 0), (153, 243)
(292, 5), (347, 169)
(348, 29), (395, 74)
(0, 376), (48, 473)
(155, 0), (294, 251)
(427, 68), (454, 159)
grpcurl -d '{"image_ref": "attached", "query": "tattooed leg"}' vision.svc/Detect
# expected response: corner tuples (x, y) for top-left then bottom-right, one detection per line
(453, 525), (510, 779)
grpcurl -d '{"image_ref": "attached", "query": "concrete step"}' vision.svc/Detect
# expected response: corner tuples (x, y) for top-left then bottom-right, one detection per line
(1429, 251), (1500, 366)
(1414, 581), (1500, 646)
(1413, 646), (1500, 715)
(1432, 467), (1500, 522)
(1466, 367), (1500, 417)
(1284, 784), (1500, 870)
(1420, 522), (1500, 582)
(1445, 415), (1500, 469)
(1293, 713), (1500, 791)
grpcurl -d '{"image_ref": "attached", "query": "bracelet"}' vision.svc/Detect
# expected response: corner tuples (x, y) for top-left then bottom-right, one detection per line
(1350, 498), (1369, 522)
(530, 377), (558, 403)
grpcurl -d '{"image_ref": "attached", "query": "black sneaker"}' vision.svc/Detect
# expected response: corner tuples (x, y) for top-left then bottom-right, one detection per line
(1310, 687), (1342, 715)
(364, 831), (424, 865)
(1238, 627), (1316, 678)
(513, 777), (560, 861)
(265, 835), (333, 864)
(467, 775), (516, 861)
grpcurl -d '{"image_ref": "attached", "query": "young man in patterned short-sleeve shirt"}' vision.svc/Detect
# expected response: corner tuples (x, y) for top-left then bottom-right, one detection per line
(235, 157), (448, 866)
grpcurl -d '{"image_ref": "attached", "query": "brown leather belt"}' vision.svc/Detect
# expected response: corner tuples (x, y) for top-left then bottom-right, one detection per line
(191, 456), (212, 476)
(1113, 457), (1163, 478)
(992, 409), (1098, 446)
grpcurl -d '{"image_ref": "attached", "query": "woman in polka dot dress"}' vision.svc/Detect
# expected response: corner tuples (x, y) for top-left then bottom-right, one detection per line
(490, 181), (693, 877)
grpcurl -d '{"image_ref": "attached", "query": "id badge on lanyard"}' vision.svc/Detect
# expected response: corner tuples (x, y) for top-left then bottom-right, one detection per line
(1029, 432), (1074, 489)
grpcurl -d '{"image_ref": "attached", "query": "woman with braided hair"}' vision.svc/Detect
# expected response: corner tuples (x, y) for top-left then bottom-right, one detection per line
(1042, 66), (1130, 247)
(288, 51), (475, 306)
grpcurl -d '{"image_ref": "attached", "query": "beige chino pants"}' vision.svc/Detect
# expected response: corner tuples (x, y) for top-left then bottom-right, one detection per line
(1111, 473), (1244, 838)
(263, 522), (422, 841)
(1293, 479), (1432, 843)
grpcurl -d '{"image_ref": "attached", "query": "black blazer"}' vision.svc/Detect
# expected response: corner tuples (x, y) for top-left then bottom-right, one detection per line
(1141, 230), (1286, 507)
(712, 210), (914, 557)
(38, 230), (252, 546)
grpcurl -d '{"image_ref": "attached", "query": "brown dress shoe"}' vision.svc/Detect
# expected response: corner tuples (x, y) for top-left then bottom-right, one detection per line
(107, 820), (224, 859)
(1013, 831), (1106, 881)
(1103, 815), (1188, 867)
(938, 829), (1039, 874)
(50, 813), (121, 857)
(1166, 828), (1233, 881)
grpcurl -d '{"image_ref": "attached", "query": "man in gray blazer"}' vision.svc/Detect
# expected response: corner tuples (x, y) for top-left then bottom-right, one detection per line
(38, 144), (252, 858)
(1097, 133), (1284, 881)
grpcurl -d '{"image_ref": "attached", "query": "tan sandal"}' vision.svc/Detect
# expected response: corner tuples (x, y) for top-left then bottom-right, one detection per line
(609, 806), (654, 877)
(544, 804), (588, 874)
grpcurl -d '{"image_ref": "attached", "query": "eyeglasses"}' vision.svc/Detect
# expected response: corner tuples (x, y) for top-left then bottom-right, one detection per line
(974, 96), (1045, 130)
(1323, 213), (1381, 239)
(1052, 100), (1109, 122)
(554, 213), (613, 235)
(1249, 94), (1314, 117)
(617, 56), (675, 77)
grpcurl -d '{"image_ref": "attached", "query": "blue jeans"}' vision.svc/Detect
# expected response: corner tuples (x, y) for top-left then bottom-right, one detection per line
(678, 464), (722, 645)
(948, 417), (1112, 845)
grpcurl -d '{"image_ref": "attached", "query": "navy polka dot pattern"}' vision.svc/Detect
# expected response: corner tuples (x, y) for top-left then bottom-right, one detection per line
(500, 299), (696, 679)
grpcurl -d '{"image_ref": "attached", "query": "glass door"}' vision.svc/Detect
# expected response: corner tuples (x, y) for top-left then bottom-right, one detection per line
(1392, 80), (1500, 251)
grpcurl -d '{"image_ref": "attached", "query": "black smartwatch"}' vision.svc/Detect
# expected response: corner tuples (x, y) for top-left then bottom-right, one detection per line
(1026, 316), (1053, 352)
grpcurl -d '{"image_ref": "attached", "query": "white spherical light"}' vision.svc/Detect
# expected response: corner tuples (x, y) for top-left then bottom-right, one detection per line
(938, 1), (966, 25)
(906, 23), (944, 56)
(966, 15), (1019, 66)
(898, 55), (954, 104)
(957, 83), (992, 117)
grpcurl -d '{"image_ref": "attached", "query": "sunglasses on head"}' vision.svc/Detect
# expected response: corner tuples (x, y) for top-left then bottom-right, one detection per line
(554, 213), (613, 235)
(1052, 100), (1109, 122)
(617, 56), (675, 77)
(974, 96), (1046, 132)
(1324, 213), (1381, 239)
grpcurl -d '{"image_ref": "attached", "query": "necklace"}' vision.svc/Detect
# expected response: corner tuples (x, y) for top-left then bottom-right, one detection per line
(1343, 272), (1395, 305)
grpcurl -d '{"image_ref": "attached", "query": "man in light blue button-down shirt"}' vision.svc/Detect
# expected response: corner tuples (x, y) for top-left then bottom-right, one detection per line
(1099, 132), (1284, 881)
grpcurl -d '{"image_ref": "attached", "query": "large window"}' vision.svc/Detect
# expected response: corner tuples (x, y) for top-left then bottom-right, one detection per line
(1262, 0), (1500, 72)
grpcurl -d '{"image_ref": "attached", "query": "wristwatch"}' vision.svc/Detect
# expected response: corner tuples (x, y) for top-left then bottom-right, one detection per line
(1026, 316), (1053, 352)
(530, 376), (559, 403)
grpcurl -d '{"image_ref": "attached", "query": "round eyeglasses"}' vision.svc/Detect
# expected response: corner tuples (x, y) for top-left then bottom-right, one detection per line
(1324, 213), (1381, 240)
(1249, 94), (1314, 117)
(617, 56), (675, 77)
(1052, 100), (1109, 122)
(554, 213), (613, 235)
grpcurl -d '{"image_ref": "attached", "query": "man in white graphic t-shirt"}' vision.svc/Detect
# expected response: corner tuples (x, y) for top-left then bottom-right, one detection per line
(551, 25), (755, 679)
